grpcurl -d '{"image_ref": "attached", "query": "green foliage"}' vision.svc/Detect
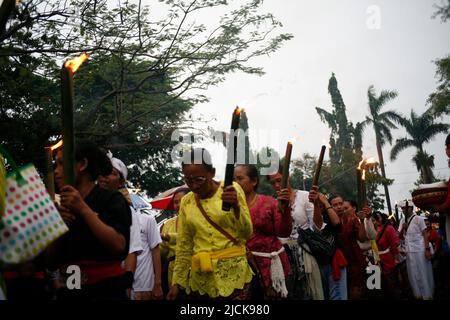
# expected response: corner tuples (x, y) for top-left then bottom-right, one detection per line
(315, 73), (366, 202)
(0, 0), (292, 196)
(427, 54), (450, 117)
(290, 153), (316, 191)
(391, 109), (449, 183)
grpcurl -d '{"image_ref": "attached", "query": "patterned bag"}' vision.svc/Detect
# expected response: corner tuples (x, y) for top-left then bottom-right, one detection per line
(0, 154), (5, 217)
(0, 146), (68, 264)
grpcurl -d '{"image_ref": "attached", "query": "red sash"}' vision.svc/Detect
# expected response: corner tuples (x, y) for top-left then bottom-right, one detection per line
(65, 261), (126, 285)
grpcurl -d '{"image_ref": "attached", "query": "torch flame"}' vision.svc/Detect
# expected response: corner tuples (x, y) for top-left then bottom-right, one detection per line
(50, 139), (63, 151)
(321, 139), (332, 149)
(361, 169), (366, 181)
(64, 53), (90, 73)
(357, 159), (365, 170)
(366, 157), (376, 165)
(289, 136), (300, 144)
(235, 106), (242, 115)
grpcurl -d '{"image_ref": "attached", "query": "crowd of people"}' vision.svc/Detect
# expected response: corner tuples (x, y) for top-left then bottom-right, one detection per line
(0, 133), (449, 301)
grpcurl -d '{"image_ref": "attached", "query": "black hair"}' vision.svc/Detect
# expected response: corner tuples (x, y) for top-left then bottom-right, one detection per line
(446, 133), (450, 146)
(346, 200), (358, 211)
(181, 147), (215, 173)
(236, 164), (260, 191)
(329, 195), (344, 203)
(373, 211), (388, 224)
(173, 187), (190, 198)
(265, 163), (283, 182)
(75, 140), (112, 181)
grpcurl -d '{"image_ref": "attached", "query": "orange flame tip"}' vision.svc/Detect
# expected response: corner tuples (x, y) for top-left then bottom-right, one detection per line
(357, 159), (365, 170)
(64, 53), (90, 73)
(49, 139), (63, 151)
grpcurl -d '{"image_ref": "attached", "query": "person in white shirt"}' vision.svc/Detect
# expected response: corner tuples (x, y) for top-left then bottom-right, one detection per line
(398, 199), (434, 300)
(268, 169), (324, 300)
(132, 212), (163, 300)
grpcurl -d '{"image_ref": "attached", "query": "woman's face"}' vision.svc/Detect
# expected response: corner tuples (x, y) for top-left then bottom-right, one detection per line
(331, 197), (345, 216)
(182, 164), (214, 197)
(173, 192), (187, 213)
(268, 172), (283, 192)
(98, 168), (123, 190)
(371, 216), (380, 228)
(343, 201), (356, 216)
(234, 166), (257, 195)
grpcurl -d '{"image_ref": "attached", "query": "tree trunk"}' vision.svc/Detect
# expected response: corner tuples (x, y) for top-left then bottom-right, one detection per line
(375, 137), (393, 215)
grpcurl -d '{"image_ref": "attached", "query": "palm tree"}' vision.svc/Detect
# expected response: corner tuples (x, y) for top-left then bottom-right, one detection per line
(390, 109), (449, 183)
(362, 85), (402, 215)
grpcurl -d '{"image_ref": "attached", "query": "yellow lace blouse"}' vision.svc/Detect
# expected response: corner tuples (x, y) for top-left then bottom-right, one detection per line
(172, 181), (254, 298)
(160, 216), (178, 285)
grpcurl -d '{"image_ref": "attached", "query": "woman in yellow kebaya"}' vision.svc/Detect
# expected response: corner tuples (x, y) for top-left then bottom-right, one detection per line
(160, 187), (190, 290)
(167, 148), (253, 300)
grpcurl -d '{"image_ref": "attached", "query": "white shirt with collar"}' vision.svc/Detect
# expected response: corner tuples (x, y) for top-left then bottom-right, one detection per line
(398, 215), (426, 253)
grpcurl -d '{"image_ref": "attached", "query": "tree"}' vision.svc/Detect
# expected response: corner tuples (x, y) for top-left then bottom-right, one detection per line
(315, 73), (366, 203)
(0, 0), (292, 196)
(428, 1), (450, 116)
(390, 110), (449, 183)
(362, 85), (402, 214)
(427, 54), (450, 117)
(290, 153), (316, 191)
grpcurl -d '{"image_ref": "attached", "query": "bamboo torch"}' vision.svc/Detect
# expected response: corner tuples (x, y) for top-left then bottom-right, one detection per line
(61, 53), (89, 186)
(222, 106), (241, 211)
(44, 139), (63, 200)
(359, 157), (376, 209)
(312, 145), (326, 187)
(356, 159), (364, 210)
(278, 138), (295, 208)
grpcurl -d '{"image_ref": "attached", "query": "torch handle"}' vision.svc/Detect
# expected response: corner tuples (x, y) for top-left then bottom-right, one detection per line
(61, 67), (76, 186)
(312, 145), (326, 186)
(222, 163), (235, 211)
(356, 168), (362, 210)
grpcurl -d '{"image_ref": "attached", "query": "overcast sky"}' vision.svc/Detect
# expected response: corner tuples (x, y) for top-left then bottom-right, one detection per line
(177, 0), (450, 206)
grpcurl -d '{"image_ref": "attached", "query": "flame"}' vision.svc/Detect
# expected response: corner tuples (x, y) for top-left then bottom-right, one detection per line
(366, 157), (376, 164)
(387, 213), (396, 221)
(322, 140), (332, 149)
(357, 159), (365, 170)
(361, 169), (366, 180)
(50, 139), (63, 151)
(235, 106), (242, 116)
(289, 136), (299, 144)
(64, 53), (90, 73)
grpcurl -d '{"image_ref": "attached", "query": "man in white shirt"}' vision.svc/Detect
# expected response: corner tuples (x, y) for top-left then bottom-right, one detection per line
(398, 199), (434, 300)
(132, 212), (162, 300)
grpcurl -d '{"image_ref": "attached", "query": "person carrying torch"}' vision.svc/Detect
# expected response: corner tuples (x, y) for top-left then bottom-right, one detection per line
(167, 148), (253, 300)
(267, 142), (325, 300)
